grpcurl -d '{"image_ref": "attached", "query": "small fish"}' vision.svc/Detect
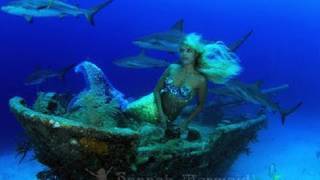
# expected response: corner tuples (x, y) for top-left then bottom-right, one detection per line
(24, 63), (76, 86)
(1, 0), (113, 25)
(113, 50), (169, 69)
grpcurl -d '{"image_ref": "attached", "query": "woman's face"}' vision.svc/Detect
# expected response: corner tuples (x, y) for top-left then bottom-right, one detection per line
(179, 45), (197, 65)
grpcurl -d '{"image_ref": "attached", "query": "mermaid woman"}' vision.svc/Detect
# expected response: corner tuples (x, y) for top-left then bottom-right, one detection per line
(70, 33), (242, 133)
(127, 33), (241, 130)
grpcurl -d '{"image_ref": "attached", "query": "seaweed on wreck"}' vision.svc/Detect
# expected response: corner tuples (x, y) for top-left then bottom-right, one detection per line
(65, 93), (121, 129)
(15, 137), (34, 164)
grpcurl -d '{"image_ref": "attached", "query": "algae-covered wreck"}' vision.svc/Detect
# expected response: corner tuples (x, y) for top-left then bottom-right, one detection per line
(9, 61), (269, 179)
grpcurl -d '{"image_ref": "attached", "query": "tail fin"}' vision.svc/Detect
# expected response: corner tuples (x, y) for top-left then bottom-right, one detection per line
(84, 0), (113, 26)
(280, 101), (303, 125)
(59, 63), (77, 80)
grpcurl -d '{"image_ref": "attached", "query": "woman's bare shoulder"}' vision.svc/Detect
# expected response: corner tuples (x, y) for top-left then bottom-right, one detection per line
(166, 63), (181, 74)
(168, 63), (181, 69)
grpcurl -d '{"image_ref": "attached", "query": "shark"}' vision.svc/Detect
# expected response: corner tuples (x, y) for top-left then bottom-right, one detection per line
(1, 0), (113, 25)
(24, 63), (75, 85)
(132, 19), (185, 53)
(133, 19), (253, 53)
(210, 80), (303, 125)
(113, 50), (169, 69)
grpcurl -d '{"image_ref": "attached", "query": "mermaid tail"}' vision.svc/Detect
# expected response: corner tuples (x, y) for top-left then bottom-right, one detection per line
(125, 93), (160, 123)
(68, 61), (128, 111)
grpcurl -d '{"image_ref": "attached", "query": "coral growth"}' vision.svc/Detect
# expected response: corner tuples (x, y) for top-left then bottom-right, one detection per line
(66, 91), (120, 128)
(71, 61), (128, 110)
(65, 61), (125, 129)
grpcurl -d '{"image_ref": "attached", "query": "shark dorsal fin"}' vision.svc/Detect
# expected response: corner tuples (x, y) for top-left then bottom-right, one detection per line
(170, 19), (184, 32)
(228, 30), (253, 52)
(35, 0), (55, 10)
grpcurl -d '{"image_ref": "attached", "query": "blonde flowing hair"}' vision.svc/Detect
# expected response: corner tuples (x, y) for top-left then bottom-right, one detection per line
(183, 33), (242, 84)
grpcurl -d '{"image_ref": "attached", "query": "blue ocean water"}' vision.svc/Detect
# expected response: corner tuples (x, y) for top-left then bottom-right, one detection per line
(0, 0), (319, 179)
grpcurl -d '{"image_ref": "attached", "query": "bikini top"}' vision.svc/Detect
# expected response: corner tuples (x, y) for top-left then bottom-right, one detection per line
(160, 77), (192, 101)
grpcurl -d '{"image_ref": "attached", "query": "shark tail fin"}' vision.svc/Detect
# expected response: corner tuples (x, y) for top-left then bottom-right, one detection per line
(280, 101), (303, 125)
(85, 0), (113, 26)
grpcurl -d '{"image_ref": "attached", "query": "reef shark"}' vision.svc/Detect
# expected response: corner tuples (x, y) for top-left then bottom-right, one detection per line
(210, 80), (303, 125)
(133, 19), (252, 53)
(1, 0), (113, 25)
(113, 50), (169, 69)
(133, 19), (185, 53)
(24, 64), (75, 85)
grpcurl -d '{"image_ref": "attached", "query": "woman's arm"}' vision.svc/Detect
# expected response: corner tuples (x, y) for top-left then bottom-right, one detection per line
(180, 77), (207, 130)
(154, 65), (172, 125)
